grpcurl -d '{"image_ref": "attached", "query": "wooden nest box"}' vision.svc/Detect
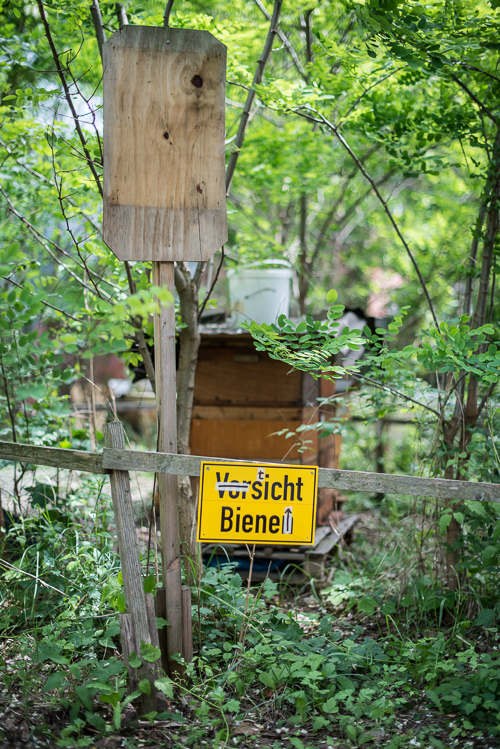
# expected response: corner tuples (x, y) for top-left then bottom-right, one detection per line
(190, 327), (345, 526)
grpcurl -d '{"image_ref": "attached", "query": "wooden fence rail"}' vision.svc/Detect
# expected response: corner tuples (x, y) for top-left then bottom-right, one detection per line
(0, 439), (499, 504)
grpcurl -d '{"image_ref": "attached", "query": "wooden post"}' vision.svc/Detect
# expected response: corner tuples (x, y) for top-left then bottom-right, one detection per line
(104, 422), (158, 712)
(119, 613), (139, 693)
(182, 586), (193, 663)
(153, 261), (183, 673)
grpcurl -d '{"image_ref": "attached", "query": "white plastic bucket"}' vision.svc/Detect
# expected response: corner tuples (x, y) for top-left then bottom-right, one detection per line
(227, 262), (293, 325)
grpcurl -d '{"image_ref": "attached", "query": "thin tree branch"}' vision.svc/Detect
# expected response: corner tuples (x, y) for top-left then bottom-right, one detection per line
(293, 106), (441, 330)
(116, 3), (128, 26)
(0, 137), (103, 235)
(1, 187), (118, 291)
(1, 276), (79, 322)
(301, 9), (313, 65)
(0, 558), (66, 595)
(458, 63), (500, 86)
(338, 66), (406, 126)
(347, 370), (441, 417)
(254, 0), (307, 81)
(198, 250), (225, 321)
(90, 0), (106, 60)
(226, 0), (283, 195)
(35, 0), (103, 196)
(0, 188), (109, 301)
(163, 0), (175, 27)
(450, 74), (498, 124)
(477, 381), (498, 421)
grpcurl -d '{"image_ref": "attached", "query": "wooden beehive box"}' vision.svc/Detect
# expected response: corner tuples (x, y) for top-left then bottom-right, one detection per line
(190, 328), (344, 525)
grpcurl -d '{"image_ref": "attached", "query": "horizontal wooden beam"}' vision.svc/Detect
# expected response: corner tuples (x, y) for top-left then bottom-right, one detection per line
(1, 439), (499, 503)
(0, 440), (106, 474)
(102, 447), (500, 504)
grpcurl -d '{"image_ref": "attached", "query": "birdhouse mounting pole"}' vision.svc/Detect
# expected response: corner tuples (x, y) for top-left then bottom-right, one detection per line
(153, 260), (183, 673)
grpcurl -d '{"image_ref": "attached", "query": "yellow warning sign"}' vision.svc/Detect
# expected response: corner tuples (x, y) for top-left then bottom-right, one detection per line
(197, 462), (318, 546)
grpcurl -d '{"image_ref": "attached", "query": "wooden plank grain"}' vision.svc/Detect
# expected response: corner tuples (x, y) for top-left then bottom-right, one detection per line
(153, 261), (183, 673)
(103, 26), (227, 262)
(0, 440), (106, 474)
(101, 448), (500, 503)
(190, 419), (302, 460)
(3, 439), (499, 505)
(104, 422), (157, 712)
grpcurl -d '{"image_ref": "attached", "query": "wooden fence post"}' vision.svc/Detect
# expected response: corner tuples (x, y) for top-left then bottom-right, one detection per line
(153, 261), (184, 675)
(104, 421), (158, 712)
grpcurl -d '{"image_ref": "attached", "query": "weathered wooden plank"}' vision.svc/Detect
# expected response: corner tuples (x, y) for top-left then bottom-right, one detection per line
(181, 586), (193, 664)
(194, 349), (302, 406)
(103, 26), (227, 262)
(101, 448), (500, 503)
(307, 515), (360, 557)
(190, 419), (303, 460)
(3, 438), (500, 504)
(104, 422), (157, 713)
(0, 440), (106, 474)
(119, 613), (139, 694)
(153, 261), (183, 674)
(191, 405), (302, 421)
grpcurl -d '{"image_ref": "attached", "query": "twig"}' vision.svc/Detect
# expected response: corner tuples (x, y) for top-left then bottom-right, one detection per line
(0, 187), (118, 292)
(36, 0), (103, 196)
(254, 0), (307, 81)
(163, 0), (175, 27)
(292, 105), (441, 331)
(1, 276), (79, 322)
(345, 369), (441, 417)
(90, 0), (106, 60)
(0, 188), (110, 301)
(198, 249), (225, 320)
(451, 74), (498, 124)
(226, 0), (283, 195)
(0, 558), (66, 595)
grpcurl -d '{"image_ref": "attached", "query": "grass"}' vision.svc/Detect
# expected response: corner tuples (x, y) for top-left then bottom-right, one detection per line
(0, 472), (500, 748)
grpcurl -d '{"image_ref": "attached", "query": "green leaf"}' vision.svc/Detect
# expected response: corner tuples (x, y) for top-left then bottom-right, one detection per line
(43, 672), (66, 692)
(474, 609), (496, 627)
(358, 597), (377, 615)
(259, 671), (275, 689)
(113, 702), (121, 731)
(468, 501), (486, 517)
(139, 679), (151, 696)
(100, 692), (120, 708)
(225, 699), (240, 713)
(326, 289), (337, 304)
(439, 513), (452, 534)
(346, 724), (358, 741)
(140, 642), (161, 663)
(155, 677), (174, 698)
(143, 574), (156, 593)
(75, 685), (92, 711)
(323, 696), (338, 714)
(128, 653), (142, 669)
